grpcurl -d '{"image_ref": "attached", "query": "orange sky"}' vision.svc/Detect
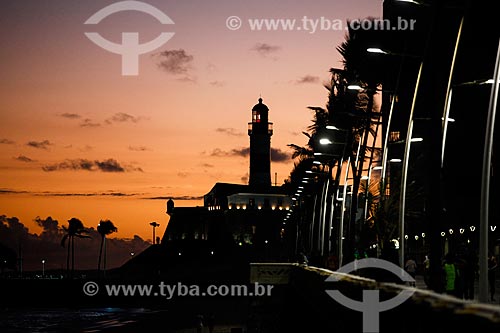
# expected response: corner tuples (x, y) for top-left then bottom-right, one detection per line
(0, 0), (382, 241)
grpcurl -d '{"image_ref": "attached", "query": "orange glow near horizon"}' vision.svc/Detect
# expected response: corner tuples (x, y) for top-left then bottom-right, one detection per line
(0, 0), (382, 241)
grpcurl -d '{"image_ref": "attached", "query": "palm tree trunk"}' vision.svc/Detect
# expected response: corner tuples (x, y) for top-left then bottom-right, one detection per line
(103, 236), (107, 277)
(66, 238), (70, 277)
(349, 89), (376, 257)
(98, 235), (104, 273)
(71, 236), (75, 277)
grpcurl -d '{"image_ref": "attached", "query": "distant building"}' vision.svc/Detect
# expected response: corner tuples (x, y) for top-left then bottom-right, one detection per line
(162, 98), (293, 261)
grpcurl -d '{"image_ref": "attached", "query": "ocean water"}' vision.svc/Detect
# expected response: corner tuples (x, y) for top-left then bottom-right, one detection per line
(0, 307), (162, 333)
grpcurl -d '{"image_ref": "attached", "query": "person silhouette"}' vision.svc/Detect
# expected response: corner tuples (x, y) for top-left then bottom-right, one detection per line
(404, 257), (417, 287)
(443, 252), (457, 296)
(488, 252), (498, 301)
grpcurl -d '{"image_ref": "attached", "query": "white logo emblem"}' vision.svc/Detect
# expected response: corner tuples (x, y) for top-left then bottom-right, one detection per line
(84, 1), (175, 76)
(325, 258), (416, 333)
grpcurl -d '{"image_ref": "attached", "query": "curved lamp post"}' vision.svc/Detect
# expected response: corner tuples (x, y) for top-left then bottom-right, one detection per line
(479, 38), (500, 303)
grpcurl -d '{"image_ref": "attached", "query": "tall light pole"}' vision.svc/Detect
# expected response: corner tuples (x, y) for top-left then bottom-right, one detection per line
(479, 38), (500, 303)
(150, 221), (160, 245)
(398, 62), (424, 270)
(366, 46), (424, 269)
(41, 259), (45, 278)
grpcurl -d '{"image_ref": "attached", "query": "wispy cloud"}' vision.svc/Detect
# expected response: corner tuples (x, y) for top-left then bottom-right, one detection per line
(144, 195), (203, 201)
(105, 113), (144, 125)
(215, 128), (243, 137)
(14, 155), (36, 163)
(251, 43), (281, 59)
(128, 145), (151, 152)
(27, 140), (52, 150)
(35, 191), (139, 197)
(80, 118), (101, 127)
(59, 113), (81, 119)
(295, 75), (320, 84)
(41, 158), (142, 173)
(209, 80), (226, 87)
(0, 188), (141, 197)
(0, 138), (15, 145)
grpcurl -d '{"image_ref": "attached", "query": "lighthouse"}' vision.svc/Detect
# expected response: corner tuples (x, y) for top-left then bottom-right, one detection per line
(248, 97), (273, 189)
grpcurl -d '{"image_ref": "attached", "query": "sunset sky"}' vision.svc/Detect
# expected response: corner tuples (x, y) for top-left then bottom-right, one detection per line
(0, 0), (382, 243)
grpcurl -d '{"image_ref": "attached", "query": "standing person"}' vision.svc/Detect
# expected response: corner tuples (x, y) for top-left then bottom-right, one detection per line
(423, 255), (431, 288)
(195, 314), (204, 333)
(454, 253), (466, 299)
(443, 252), (457, 296)
(405, 257), (418, 286)
(488, 252), (498, 301)
(205, 313), (215, 333)
(463, 249), (478, 300)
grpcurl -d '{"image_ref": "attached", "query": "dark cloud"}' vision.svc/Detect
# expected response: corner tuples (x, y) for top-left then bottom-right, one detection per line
(0, 189), (29, 194)
(215, 128), (243, 137)
(271, 148), (291, 163)
(41, 158), (141, 173)
(156, 49), (194, 75)
(128, 145), (150, 152)
(0, 215), (150, 271)
(296, 75), (320, 84)
(144, 195), (203, 200)
(208, 147), (289, 163)
(35, 191), (139, 197)
(27, 140), (52, 150)
(59, 113), (81, 119)
(209, 147), (250, 157)
(241, 173), (249, 184)
(0, 138), (15, 145)
(95, 159), (125, 172)
(14, 155), (36, 162)
(0, 189), (139, 197)
(251, 43), (281, 57)
(200, 163), (214, 168)
(177, 172), (189, 178)
(80, 118), (101, 127)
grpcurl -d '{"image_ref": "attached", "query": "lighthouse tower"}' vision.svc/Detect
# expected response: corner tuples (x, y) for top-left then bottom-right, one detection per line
(248, 97), (273, 189)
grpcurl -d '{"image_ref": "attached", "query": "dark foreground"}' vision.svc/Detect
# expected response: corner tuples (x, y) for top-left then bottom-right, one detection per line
(3, 263), (500, 332)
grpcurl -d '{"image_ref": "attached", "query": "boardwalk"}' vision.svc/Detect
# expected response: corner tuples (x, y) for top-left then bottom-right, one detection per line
(412, 274), (500, 305)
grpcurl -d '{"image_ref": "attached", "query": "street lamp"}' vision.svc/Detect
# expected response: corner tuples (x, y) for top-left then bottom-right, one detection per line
(41, 259), (45, 278)
(150, 221), (160, 245)
(479, 39), (500, 303)
(397, 60), (424, 270)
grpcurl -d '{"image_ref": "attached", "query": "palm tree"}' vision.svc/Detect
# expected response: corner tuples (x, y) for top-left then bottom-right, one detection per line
(97, 219), (118, 275)
(334, 20), (386, 261)
(286, 20), (390, 263)
(61, 217), (90, 278)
